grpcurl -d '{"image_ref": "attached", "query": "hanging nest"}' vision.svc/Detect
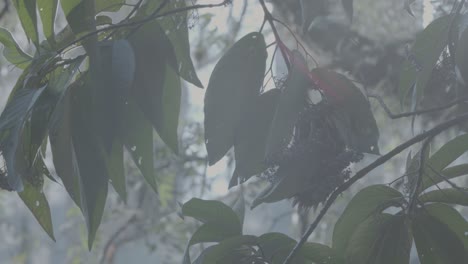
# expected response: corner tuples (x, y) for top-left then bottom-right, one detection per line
(254, 101), (363, 209)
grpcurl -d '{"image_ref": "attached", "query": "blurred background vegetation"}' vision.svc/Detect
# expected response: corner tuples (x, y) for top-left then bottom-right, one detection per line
(0, 0), (466, 263)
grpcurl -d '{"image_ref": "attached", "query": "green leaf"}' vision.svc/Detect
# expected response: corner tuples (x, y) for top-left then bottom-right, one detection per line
(312, 68), (379, 154)
(122, 100), (157, 193)
(265, 51), (308, 160)
(182, 199), (243, 264)
(333, 185), (404, 259)
(0, 85), (47, 191)
(37, 0), (58, 46)
(301, 242), (336, 264)
(60, 0), (97, 53)
(422, 163), (468, 191)
(130, 20), (180, 153)
(18, 180), (55, 241)
(399, 15), (452, 107)
(205, 32), (267, 165)
(192, 235), (258, 264)
(345, 214), (412, 264)
(12, 0), (39, 46)
(424, 203), (468, 249)
(154, 0), (203, 88)
(257, 233), (334, 264)
(0, 27), (32, 69)
(406, 144), (431, 192)
(182, 198), (242, 231)
(96, 0), (125, 13)
(95, 40), (135, 152)
(231, 89), (279, 188)
(70, 77), (108, 250)
(413, 208), (468, 264)
(421, 134), (468, 191)
(107, 139), (126, 202)
(419, 188), (468, 206)
(48, 63), (83, 207)
(456, 22), (468, 84)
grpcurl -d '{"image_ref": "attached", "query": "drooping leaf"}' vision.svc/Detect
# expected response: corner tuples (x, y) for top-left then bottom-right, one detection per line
(256, 232), (334, 264)
(181, 198), (242, 231)
(95, 40), (135, 152)
(192, 235), (258, 264)
(130, 20), (180, 153)
(47, 63), (83, 207)
(96, 0), (125, 13)
(399, 15), (452, 107)
(405, 144), (431, 193)
(107, 139), (126, 201)
(37, 0), (59, 46)
(422, 163), (468, 191)
(144, 0), (203, 88)
(345, 214), (412, 264)
(424, 203), (468, 249)
(0, 27), (32, 69)
(18, 180), (55, 241)
(333, 185), (404, 259)
(0, 85), (47, 191)
(413, 208), (468, 263)
(421, 134), (468, 191)
(456, 26), (468, 84)
(182, 199), (243, 264)
(205, 32), (267, 165)
(70, 77), (108, 250)
(419, 188), (468, 206)
(311, 68), (379, 154)
(122, 100), (157, 193)
(265, 51), (308, 161)
(12, 0), (39, 46)
(231, 89), (280, 188)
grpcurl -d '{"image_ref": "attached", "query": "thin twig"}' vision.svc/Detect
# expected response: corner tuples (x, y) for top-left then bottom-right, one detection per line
(368, 94), (468, 119)
(283, 112), (468, 264)
(258, 0), (290, 70)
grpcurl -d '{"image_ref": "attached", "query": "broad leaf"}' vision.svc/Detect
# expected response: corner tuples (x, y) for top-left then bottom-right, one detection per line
(424, 203), (468, 249)
(182, 199), (243, 264)
(130, 20), (180, 153)
(192, 235), (258, 264)
(107, 139), (126, 201)
(205, 32), (267, 165)
(37, 0), (59, 46)
(12, 0), (39, 46)
(399, 15), (452, 107)
(122, 100), (157, 193)
(0, 85), (46, 191)
(422, 163), (468, 191)
(333, 185), (404, 259)
(419, 188), (468, 206)
(18, 180), (55, 241)
(345, 214), (412, 264)
(421, 134), (468, 191)
(265, 51), (308, 161)
(0, 28), (32, 69)
(96, 0), (125, 12)
(70, 78), (108, 250)
(95, 40), (135, 152)
(144, 0), (203, 87)
(231, 89), (279, 187)
(413, 208), (468, 263)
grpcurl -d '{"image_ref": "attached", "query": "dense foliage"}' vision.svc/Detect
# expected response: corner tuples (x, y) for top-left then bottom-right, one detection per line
(0, 0), (467, 263)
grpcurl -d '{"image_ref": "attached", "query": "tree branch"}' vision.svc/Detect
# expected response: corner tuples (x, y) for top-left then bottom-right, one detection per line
(283, 112), (468, 264)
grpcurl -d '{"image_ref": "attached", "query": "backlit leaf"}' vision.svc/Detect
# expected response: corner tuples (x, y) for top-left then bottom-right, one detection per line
(0, 28), (32, 69)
